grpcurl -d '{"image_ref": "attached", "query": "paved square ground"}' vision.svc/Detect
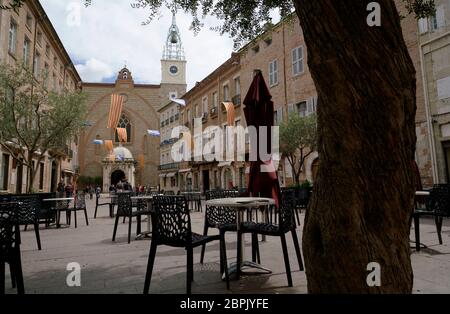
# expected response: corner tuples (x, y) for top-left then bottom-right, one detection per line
(4, 198), (450, 294)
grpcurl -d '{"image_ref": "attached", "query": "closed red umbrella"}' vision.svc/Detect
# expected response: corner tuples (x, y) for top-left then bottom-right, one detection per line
(243, 70), (281, 207)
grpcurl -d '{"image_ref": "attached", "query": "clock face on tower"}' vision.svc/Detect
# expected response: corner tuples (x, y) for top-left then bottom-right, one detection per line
(169, 65), (179, 75)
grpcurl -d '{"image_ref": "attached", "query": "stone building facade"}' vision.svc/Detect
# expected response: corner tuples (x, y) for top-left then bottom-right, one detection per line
(78, 14), (187, 191)
(417, 0), (450, 185)
(166, 2), (435, 190)
(174, 53), (246, 193)
(0, 0), (81, 194)
(158, 100), (181, 194)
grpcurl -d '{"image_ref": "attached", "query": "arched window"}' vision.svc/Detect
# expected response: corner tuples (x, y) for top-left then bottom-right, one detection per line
(115, 114), (132, 143)
(122, 71), (128, 79)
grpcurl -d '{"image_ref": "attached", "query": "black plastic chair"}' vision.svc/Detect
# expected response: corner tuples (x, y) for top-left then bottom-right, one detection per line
(0, 201), (24, 295)
(232, 193), (304, 286)
(185, 192), (202, 212)
(143, 196), (228, 294)
(11, 196), (42, 250)
(67, 193), (89, 228)
(112, 193), (151, 244)
(94, 193), (114, 218)
(413, 184), (450, 249)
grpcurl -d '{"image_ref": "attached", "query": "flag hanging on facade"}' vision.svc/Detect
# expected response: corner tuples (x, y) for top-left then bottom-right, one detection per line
(104, 140), (113, 153)
(172, 99), (186, 106)
(222, 102), (235, 127)
(147, 130), (161, 137)
(117, 128), (128, 143)
(108, 94), (124, 129)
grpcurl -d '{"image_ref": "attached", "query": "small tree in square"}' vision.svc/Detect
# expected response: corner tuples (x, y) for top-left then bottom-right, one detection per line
(0, 63), (87, 193)
(280, 113), (317, 186)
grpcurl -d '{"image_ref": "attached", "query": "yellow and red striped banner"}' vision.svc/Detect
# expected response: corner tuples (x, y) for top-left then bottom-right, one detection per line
(117, 128), (128, 143)
(108, 94), (124, 129)
(222, 102), (235, 127)
(104, 140), (113, 153)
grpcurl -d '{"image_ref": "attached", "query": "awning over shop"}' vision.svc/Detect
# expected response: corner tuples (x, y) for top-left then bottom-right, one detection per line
(62, 169), (75, 175)
(179, 168), (191, 173)
(166, 172), (177, 178)
(218, 161), (232, 168)
(159, 173), (167, 178)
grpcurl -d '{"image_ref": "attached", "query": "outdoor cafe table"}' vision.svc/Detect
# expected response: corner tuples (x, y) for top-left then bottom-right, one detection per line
(205, 197), (275, 279)
(130, 195), (163, 240)
(42, 197), (74, 228)
(413, 190), (431, 251)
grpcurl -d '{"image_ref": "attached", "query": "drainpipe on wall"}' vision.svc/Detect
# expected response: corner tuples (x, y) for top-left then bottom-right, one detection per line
(418, 30), (450, 184)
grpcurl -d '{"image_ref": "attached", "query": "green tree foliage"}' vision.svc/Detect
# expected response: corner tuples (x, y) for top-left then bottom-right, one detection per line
(0, 63), (87, 193)
(1, 1), (436, 47)
(280, 113), (317, 185)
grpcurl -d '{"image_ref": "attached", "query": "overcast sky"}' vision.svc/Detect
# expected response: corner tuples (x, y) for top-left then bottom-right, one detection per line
(40, 0), (240, 89)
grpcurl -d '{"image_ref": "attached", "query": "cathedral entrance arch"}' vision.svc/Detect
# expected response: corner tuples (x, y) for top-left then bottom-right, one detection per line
(111, 170), (126, 186)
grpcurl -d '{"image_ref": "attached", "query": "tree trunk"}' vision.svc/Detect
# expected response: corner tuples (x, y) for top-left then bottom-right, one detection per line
(27, 152), (35, 194)
(294, 0), (416, 293)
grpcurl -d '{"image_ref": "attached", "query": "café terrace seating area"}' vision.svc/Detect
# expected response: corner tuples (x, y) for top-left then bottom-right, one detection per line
(1, 187), (450, 295)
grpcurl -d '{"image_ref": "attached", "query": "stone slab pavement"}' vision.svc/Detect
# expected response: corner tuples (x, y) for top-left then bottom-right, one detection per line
(4, 198), (450, 294)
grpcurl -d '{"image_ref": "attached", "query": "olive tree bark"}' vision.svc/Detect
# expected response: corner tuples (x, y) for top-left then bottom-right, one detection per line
(293, 0), (416, 293)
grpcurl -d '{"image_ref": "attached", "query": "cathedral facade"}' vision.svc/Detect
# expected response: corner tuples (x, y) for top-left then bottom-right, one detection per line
(78, 14), (186, 191)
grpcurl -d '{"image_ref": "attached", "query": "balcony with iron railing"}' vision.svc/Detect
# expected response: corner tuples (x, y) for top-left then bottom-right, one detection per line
(232, 94), (241, 107)
(202, 113), (208, 124)
(160, 138), (178, 147)
(210, 107), (218, 117)
(158, 163), (180, 171)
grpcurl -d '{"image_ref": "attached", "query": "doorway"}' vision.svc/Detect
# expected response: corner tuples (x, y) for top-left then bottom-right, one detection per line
(50, 161), (57, 192)
(202, 170), (210, 193)
(16, 159), (23, 194)
(443, 142), (450, 182)
(111, 170), (126, 186)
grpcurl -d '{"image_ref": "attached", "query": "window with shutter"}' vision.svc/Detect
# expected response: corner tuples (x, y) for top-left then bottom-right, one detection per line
(418, 18), (428, 34)
(292, 46), (304, 75)
(306, 98), (313, 115)
(436, 6), (445, 28)
(288, 104), (294, 114)
(269, 59), (278, 86)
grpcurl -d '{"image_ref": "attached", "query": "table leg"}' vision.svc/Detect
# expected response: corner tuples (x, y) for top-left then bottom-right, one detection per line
(223, 207), (272, 281)
(414, 215), (421, 251)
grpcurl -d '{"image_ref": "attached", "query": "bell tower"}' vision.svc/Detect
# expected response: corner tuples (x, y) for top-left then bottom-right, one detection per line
(161, 12), (187, 86)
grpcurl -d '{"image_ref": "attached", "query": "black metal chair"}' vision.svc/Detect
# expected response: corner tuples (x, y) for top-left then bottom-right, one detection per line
(200, 190), (262, 267)
(185, 192), (202, 212)
(0, 201), (24, 295)
(413, 184), (450, 249)
(11, 196), (42, 250)
(232, 192), (304, 286)
(94, 192), (114, 218)
(67, 193), (89, 229)
(112, 193), (151, 244)
(143, 196), (228, 294)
